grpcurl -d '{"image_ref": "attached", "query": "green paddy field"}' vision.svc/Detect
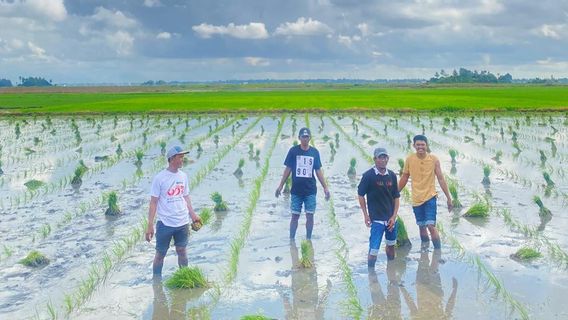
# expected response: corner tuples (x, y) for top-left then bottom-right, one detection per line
(0, 84), (567, 113)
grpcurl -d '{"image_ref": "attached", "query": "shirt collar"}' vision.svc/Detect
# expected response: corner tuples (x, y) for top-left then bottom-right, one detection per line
(372, 166), (389, 176)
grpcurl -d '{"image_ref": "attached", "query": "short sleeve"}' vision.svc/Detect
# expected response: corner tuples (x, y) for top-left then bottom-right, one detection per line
(284, 147), (294, 168)
(183, 173), (190, 196)
(390, 171), (400, 198)
(357, 172), (368, 197)
(313, 149), (322, 170)
(150, 175), (161, 198)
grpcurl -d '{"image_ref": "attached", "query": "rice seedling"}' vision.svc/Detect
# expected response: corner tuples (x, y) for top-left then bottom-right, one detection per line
(71, 165), (87, 189)
(396, 217), (411, 247)
(198, 207), (213, 225)
(335, 133), (340, 148)
(233, 158), (245, 178)
(104, 192), (121, 216)
(40, 223), (51, 239)
(449, 149), (458, 164)
(543, 172), (555, 188)
(134, 149), (144, 166)
(24, 179), (45, 191)
(533, 196), (552, 218)
(46, 300), (57, 319)
(260, 125), (265, 136)
(254, 149), (260, 161)
(214, 134), (220, 147)
(397, 158), (404, 175)
(0, 160), (3, 175)
(159, 141), (166, 155)
(24, 147), (36, 155)
(347, 158), (356, 177)
(448, 181), (462, 208)
(481, 165), (491, 185)
(329, 142), (336, 156)
(116, 143), (123, 156)
(196, 142), (203, 153)
(299, 240), (314, 268)
(463, 136), (474, 143)
(463, 201), (490, 218)
(481, 133), (486, 145)
(15, 122), (21, 139)
(211, 192), (228, 211)
(539, 150), (547, 166)
(368, 139), (377, 145)
(20, 250), (50, 267)
(165, 266), (209, 289)
(511, 247), (542, 261)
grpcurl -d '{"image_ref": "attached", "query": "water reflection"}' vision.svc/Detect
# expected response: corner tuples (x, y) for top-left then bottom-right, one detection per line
(401, 250), (458, 319)
(151, 275), (207, 320)
(280, 240), (332, 320)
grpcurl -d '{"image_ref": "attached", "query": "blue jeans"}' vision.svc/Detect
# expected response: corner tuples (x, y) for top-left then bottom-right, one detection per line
(290, 194), (316, 215)
(155, 221), (189, 256)
(412, 196), (437, 226)
(369, 220), (398, 256)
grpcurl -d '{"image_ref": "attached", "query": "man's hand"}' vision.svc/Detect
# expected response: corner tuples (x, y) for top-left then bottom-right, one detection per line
(387, 216), (396, 231)
(275, 186), (282, 198)
(324, 187), (330, 201)
(447, 199), (453, 212)
(364, 215), (371, 227)
(145, 224), (154, 242)
(192, 215), (202, 224)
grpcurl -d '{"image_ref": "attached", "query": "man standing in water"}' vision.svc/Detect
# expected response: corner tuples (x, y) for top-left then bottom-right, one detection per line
(358, 147), (400, 267)
(275, 127), (330, 239)
(145, 146), (201, 276)
(399, 135), (452, 249)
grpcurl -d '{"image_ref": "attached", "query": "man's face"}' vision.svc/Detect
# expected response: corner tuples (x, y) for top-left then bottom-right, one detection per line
(169, 154), (185, 168)
(413, 140), (428, 154)
(299, 135), (310, 145)
(374, 154), (389, 169)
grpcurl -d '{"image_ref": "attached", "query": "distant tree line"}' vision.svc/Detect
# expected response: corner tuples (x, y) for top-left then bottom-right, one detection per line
(0, 76), (53, 87)
(141, 80), (167, 86)
(428, 68), (512, 84)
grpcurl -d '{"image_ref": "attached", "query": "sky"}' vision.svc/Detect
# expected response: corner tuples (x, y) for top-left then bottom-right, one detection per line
(0, 0), (567, 84)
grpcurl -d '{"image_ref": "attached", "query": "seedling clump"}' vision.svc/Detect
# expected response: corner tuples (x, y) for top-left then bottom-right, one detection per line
(448, 181), (462, 208)
(20, 250), (50, 267)
(165, 266), (209, 289)
(347, 158), (356, 177)
(24, 179), (45, 191)
(299, 240), (313, 268)
(449, 149), (458, 164)
(233, 158), (245, 178)
(105, 192), (121, 216)
(511, 247), (541, 261)
(481, 165), (491, 185)
(211, 192), (228, 211)
(395, 217), (411, 247)
(463, 201), (490, 218)
(533, 196), (552, 218)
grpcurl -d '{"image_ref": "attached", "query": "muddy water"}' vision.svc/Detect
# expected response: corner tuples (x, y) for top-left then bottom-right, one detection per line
(1, 114), (566, 319)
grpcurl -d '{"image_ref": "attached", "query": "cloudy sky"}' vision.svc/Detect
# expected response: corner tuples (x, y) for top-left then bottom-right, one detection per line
(0, 0), (566, 84)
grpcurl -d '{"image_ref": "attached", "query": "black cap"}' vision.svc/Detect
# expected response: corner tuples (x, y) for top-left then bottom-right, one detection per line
(298, 127), (311, 137)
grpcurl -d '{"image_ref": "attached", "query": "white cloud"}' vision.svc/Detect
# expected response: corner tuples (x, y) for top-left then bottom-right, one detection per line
(156, 32), (171, 39)
(27, 41), (47, 59)
(143, 0), (162, 8)
(107, 31), (134, 56)
(244, 57), (270, 67)
(538, 24), (564, 39)
(192, 22), (269, 39)
(337, 34), (361, 47)
(274, 17), (332, 36)
(0, 0), (67, 21)
(357, 23), (369, 37)
(92, 7), (137, 29)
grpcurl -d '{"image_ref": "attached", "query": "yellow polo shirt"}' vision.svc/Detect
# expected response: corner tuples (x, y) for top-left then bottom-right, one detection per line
(403, 153), (438, 206)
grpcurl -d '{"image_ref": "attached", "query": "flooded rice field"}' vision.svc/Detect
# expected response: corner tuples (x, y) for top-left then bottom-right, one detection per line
(0, 113), (566, 319)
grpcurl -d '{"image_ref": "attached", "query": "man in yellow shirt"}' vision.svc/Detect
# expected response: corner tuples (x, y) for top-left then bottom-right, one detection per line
(398, 135), (452, 249)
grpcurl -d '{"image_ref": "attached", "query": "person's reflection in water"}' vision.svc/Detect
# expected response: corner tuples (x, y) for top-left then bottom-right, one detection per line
(280, 240), (332, 320)
(401, 249), (458, 320)
(152, 275), (206, 320)
(367, 245), (410, 320)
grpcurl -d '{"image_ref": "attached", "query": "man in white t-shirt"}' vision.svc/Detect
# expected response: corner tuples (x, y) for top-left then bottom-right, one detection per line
(145, 146), (201, 276)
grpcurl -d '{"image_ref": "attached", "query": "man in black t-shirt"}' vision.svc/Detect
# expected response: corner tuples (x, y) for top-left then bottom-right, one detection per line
(276, 127), (330, 239)
(358, 147), (400, 268)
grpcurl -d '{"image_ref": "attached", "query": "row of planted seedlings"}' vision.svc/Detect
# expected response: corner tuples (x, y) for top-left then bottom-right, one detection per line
(444, 173), (568, 269)
(37, 116), (261, 319)
(347, 114), (530, 318)
(169, 116), (284, 319)
(0, 117), (216, 266)
(312, 115), (369, 319)
(0, 116), (208, 262)
(0, 115), (212, 211)
(424, 114), (568, 186)
(385, 114), (568, 204)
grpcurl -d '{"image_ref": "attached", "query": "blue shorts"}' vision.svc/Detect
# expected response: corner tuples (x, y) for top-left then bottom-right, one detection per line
(290, 194), (316, 215)
(155, 221), (189, 256)
(412, 196), (437, 226)
(369, 220), (398, 256)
